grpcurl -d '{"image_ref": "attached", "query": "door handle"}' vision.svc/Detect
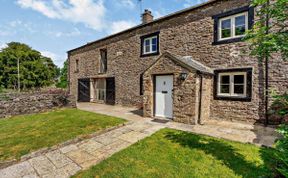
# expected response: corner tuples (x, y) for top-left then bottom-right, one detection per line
(162, 91), (168, 94)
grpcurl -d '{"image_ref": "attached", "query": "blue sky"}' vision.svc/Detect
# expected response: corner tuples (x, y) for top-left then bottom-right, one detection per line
(0, 0), (206, 67)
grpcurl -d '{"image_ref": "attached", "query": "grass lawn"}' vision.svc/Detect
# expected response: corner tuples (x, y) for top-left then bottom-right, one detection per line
(0, 109), (125, 161)
(74, 128), (276, 178)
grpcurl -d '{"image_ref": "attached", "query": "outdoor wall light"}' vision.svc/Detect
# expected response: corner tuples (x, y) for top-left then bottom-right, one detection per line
(179, 73), (188, 80)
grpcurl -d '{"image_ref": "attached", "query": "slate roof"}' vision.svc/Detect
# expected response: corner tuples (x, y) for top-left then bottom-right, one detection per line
(164, 52), (214, 75)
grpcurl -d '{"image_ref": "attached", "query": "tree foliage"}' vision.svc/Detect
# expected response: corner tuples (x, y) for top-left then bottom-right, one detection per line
(0, 42), (59, 90)
(56, 60), (68, 89)
(245, 0), (288, 60)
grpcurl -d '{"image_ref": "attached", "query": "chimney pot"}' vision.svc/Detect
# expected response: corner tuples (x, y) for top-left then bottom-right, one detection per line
(142, 9), (153, 24)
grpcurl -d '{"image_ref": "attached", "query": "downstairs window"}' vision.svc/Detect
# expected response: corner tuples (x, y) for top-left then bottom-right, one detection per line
(214, 68), (252, 101)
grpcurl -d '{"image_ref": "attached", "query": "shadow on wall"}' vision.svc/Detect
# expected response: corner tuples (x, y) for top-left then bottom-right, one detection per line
(164, 130), (277, 177)
(130, 109), (144, 117)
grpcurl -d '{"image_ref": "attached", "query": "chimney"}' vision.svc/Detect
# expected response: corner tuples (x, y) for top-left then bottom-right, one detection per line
(142, 9), (153, 24)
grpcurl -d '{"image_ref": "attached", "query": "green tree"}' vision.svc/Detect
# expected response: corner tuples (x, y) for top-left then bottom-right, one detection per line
(245, 0), (288, 59)
(245, 0), (288, 126)
(0, 42), (59, 90)
(56, 60), (68, 89)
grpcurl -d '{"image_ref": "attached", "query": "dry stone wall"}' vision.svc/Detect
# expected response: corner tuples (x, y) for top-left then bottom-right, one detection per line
(0, 90), (76, 119)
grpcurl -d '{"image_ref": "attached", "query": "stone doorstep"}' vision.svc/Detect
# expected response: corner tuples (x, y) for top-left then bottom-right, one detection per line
(0, 122), (129, 170)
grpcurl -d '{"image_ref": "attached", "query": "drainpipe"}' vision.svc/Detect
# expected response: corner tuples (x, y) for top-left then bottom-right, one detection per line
(198, 72), (203, 125)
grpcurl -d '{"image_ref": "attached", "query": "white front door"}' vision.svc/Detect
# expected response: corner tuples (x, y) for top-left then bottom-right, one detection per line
(155, 75), (173, 118)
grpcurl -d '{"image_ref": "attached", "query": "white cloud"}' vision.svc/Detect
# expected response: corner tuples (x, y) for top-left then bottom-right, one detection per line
(0, 30), (12, 36)
(9, 20), (23, 27)
(17, 0), (106, 31)
(119, 0), (135, 9)
(109, 20), (136, 34)
(51, 28), (81, 37)
(41, 50), (66, 67)
(0, 43), (7, 51)
(17, 0), (59, 18)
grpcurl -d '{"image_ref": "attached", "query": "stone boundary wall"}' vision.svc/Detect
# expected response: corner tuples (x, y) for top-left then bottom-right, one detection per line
(0, 89), (76, 119)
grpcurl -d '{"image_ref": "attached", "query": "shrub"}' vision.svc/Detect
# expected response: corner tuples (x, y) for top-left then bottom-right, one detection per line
(275, 124), (288, 177)
(270, 91), (288, 124)
(272, 93), (288, 116)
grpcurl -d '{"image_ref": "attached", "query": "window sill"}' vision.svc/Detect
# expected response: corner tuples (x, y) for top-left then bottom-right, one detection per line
(212, 37), (243, 45)
(140, 51), (160, 57)
(214, 95), (251, 102)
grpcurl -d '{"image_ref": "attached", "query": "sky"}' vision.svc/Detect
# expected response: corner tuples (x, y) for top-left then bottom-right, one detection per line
(0, 0), (207, 67)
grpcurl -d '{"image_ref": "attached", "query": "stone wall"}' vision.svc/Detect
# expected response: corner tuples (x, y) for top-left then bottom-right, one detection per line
(68, 0), (288, 123)
(143, 54), (212, 124)
(0, 90), (76, 119)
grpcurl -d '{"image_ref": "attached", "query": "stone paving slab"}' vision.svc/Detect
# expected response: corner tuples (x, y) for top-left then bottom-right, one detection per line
(0, 161), (36, 178)
(45, 150), (74, 169)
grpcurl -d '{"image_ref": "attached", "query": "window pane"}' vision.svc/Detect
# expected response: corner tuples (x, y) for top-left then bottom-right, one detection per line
(234, 75), (244, 84)
(145, 39), (150, 46)
(221, 19), (231, 29)
(145, 45), (150, 53)
(152, 37), (157, 45)
(235, 15), (245, 27)
(220, 75), (230, 84)
(221, 29), (231, 38)
(234, 85), (244, 94)
(152, 44), (157, 52)
(220, 85), (230, 94)
(235, 25), (246, 36)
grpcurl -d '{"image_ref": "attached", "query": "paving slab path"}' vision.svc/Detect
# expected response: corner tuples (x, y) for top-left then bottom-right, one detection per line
(0, 102), (279, 178)
(0, 120), (165, 178)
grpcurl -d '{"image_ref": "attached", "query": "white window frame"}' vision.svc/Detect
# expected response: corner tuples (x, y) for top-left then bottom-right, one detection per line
(143, 36), (158, 55)
(218, 12), (248, 41)
(217, 72), (247, 97)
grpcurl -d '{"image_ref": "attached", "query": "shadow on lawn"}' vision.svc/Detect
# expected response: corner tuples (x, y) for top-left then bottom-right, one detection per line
(164, 131), (276, 177)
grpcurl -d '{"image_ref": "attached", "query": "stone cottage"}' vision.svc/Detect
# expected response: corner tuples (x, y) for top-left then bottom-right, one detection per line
(68, 0), (288, 124)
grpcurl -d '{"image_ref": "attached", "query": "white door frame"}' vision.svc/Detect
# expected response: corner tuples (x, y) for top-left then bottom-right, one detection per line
(154, 75), (173, 119)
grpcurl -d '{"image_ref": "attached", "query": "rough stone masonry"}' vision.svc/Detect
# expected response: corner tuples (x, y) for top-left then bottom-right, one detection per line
(68, 0), (288, 124)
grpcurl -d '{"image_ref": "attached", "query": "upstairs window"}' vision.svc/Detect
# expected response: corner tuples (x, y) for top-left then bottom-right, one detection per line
(140, 32), (160, 57)
(212, 6), (254, 45)
(99, 49), (107, 73)
(75, 59), (79, 72)
(144, 36), (157, 54)
(218, 12), (248, 41)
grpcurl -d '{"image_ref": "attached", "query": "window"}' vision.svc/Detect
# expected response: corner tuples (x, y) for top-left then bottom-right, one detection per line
(143, 36), (158, 54)
(93, 79), (106, 101)
(214, 68), (252, 101)
(75, 59), (79, 72)
(218, 72), (246, 97)
(218, 12), (248, 41)
(140, 32), (160, 57)
(212, 6), (254, 45)
(99, 49), (107, 73)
